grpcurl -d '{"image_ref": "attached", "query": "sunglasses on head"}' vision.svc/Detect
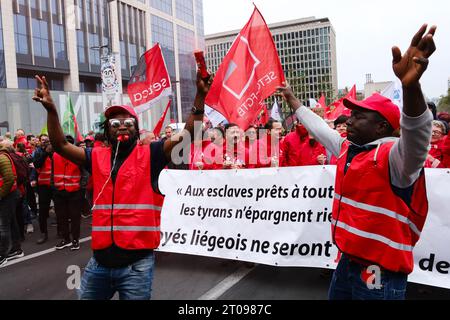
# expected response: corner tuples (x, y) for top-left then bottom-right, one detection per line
(109, 118), (136, 128)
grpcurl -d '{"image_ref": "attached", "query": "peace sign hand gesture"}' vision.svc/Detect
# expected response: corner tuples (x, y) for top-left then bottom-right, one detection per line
(392, 24), (436, 88)
(32, 75), (56, 112)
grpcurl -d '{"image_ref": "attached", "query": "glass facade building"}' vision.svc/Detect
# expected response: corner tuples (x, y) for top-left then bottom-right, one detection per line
(0, 0), (204, 129)
(205, 17), (338, 105)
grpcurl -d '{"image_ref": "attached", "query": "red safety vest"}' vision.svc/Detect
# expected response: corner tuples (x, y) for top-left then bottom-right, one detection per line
(0, 152), (17, 193)
(91, 144), (164, 250)
(53, 153), (81, 192)
(37, 156), (52, 186)
(332, 141), (428, 274)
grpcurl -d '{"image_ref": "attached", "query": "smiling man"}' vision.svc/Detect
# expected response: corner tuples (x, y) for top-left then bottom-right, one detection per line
(277, 24), (436, 300)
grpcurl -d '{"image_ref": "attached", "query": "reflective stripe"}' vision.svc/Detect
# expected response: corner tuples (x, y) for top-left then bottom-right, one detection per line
(54, 174), (81, 179)
(335, 193), (421, 237)
(93, 204), (162, 211)
(40, 170), (51, 174)
(92, 226), (160, 232)
(54, 183), (80, 186)
(332, 219), (414, 252)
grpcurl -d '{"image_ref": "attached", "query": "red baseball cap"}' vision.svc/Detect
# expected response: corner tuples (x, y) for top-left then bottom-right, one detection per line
(84, 135), (94, 142)
(104, 104), (138, 119)
(343, 93), (400, 130)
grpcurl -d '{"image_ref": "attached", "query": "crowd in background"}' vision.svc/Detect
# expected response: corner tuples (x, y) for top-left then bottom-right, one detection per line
(1, 100), (449, 266)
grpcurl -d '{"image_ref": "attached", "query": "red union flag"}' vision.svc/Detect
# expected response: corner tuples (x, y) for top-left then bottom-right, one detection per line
(128, 43), (172, 113)
(205, 6), (285, 129)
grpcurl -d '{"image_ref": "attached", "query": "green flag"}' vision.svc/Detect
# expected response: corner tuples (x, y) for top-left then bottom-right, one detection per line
(40, 123), (48, 135)
(62, 96), (83, 142)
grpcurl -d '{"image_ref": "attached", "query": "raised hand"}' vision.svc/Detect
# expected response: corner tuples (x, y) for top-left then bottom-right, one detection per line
(32, 75), (56, 111)
(275, 85), (301, 111)
(196, 70), (213, 97)
(392, 24), (436, 87)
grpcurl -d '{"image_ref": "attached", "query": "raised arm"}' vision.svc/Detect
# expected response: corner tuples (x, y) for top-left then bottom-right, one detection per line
(390, 24), (436, 188)
(276, 85), (344, 156)
(32, 76), (86, 166)
(163, 71), (212, 161)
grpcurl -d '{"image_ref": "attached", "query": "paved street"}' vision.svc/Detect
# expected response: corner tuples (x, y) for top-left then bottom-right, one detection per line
(1, 217), (449, 300)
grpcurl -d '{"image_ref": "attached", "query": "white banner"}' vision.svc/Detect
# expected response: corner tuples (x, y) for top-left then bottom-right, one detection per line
(158, 167), (450, 289)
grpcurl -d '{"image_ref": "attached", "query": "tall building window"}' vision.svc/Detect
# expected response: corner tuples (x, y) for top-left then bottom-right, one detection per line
(0, 6), (6, 88)
(77, 0), (84, 24)
(14, 14), (29, 54)
(129, 43), (137, 68)
(176, 0), (194, 25)
(195, 0), (204, 49)
(151, 15), (175, 77)
(53, 24), (66, 60)
(120, 41), (126, 70)
(86, 0), (92, 25)
(177, 25), (196, 120)
(151, 0), (172, 15)
(89, 33), (100, 64)
(32, 18), (50, 57)
(77, 30), (86, 63)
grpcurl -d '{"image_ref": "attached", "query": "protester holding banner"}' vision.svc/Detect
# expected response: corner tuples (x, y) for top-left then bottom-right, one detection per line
(32, 70), (212, 300)
(277, 24), (436, 300)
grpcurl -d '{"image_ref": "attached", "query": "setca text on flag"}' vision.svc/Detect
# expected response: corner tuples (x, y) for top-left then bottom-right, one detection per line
(128, 43), (172, 113)
(205, 7), (285, 129)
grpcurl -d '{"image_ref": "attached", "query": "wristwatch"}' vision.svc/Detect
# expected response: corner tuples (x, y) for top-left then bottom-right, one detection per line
(191, 106), (204, 115)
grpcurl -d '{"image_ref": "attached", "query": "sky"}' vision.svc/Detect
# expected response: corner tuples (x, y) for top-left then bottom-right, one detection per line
(203, 0), (450, 99)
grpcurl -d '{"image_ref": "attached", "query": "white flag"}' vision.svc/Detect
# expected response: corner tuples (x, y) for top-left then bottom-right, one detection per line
(270, 100), (282, 121)
(308, 98), (318, 108)
(381, 79), (403, 111)
(205, 105), (228, 127)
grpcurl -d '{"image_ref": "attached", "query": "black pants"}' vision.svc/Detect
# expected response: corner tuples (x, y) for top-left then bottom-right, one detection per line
(0, 191), (20, 256)
(53, 191), (82, 241)
(37, 185), (53, 234)
(26, 183), (38, 215)
(15, 195), (25, 240)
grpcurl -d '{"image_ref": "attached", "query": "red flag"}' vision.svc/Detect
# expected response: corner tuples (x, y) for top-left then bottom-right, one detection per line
(72, 115), (83, 143)
(205, 6), (285, 129)
(260, 103), (269, 126)
(318, 94), (326, 108)
(325, 85), (356, 120)
(153, 100), (172, 136)
(128, 43), (172, 114)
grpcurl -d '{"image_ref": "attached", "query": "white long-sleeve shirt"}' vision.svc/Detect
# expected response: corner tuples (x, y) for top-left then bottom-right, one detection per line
(295, 106), (432, 188)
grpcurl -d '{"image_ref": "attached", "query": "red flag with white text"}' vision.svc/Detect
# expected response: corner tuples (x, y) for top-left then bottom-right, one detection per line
(128, 43), (172, 114)
(205, 6), (285, 129)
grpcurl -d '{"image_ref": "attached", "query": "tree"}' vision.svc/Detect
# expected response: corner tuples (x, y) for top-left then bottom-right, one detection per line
(437, 89), (450, 113)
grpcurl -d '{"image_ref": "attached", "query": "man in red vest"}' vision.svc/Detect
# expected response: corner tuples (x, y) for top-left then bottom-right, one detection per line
(33, 72), (211, 300)
(277, 24), (436, 300)
(52, 135), (83, 250)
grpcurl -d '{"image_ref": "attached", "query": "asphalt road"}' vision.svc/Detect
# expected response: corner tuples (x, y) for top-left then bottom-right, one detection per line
(1, 217), (449, 300)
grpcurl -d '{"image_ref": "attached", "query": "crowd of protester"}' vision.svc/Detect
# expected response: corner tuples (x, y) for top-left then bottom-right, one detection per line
(1, 101), (449, 267)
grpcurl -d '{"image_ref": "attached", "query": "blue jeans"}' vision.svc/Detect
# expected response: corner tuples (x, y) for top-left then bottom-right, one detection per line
(78, 253), (155, 300)
(328, 254), (407, 300)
